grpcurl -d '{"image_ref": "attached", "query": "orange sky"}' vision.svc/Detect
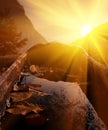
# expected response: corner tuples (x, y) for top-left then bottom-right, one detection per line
(18, 0), (108, 43)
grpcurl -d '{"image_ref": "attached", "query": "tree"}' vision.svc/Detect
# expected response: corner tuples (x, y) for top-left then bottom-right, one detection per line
(0, 16), (27, 55)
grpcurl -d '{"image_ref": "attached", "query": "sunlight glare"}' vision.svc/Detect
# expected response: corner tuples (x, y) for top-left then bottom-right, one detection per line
(80, 24), (93, 36)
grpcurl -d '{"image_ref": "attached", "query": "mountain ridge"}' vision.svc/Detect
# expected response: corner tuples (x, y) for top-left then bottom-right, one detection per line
(0, 0), (46, 52)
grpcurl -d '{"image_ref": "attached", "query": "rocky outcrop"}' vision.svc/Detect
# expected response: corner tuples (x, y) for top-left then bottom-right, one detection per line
(20, 74), (107, 130)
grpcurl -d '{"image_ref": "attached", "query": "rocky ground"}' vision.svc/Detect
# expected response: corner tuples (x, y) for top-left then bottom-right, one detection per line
(1, 73), (107, 130)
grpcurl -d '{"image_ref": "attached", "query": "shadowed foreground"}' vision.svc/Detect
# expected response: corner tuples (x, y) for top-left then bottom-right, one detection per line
(14, 74), (107, 130)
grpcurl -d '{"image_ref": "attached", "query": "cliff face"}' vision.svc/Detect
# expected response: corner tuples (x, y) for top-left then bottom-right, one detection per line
(0, 0), (46, 52)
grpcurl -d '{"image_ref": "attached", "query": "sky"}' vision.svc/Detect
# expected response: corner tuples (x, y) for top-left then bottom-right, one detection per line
(18, 0), (108, 43)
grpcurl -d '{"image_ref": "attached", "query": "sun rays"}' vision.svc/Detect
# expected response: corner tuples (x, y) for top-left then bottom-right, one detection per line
(19, 0), (108, 43)
(19, 0), (108, 94)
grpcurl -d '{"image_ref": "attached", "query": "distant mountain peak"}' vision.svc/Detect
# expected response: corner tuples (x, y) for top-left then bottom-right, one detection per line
(0, 0), (46, 52)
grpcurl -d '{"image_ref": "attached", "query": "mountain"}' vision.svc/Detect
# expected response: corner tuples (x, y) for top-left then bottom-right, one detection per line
(27, 22), (108, 127)
(0, 0), (46, 52)
(27, 42), (88, 93)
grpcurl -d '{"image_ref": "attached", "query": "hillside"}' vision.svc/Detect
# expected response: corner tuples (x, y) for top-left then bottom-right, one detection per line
(27, 42), (88, 94)
(0, 0), (46, 52)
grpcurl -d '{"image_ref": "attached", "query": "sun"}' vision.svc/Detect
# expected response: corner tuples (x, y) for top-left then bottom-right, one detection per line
(80, 24), (93, 36)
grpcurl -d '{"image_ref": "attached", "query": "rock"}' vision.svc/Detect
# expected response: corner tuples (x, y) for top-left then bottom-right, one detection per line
(29, 65), (39, 74)
(13, 84), (29, 92)
(21, 75), (108, 130)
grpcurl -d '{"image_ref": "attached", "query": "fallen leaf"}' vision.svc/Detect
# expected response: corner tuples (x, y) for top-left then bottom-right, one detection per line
(6, 103), (43, 115)
(10, 92), (33, 102)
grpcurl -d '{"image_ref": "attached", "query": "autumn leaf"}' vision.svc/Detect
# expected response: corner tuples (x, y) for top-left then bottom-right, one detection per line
(6, 103), (43, 115)
(10, 92), (33, 102)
